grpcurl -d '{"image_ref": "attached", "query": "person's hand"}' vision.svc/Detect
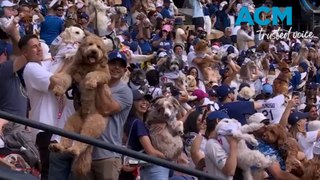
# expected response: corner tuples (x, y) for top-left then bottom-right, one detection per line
(288, 96), (300, 108)
(225, 135), (238, 147)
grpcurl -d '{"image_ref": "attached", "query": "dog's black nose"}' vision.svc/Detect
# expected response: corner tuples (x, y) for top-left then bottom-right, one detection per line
(91, 51), (97, 55)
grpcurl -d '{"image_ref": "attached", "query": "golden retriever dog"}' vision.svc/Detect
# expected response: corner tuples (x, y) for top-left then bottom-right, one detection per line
(49, 34), (111, 175)
(186, 75), (197, 92)
(146, 96), (184, 161)
(272, 71), (291, 95)
(263, 124), (305, 175)
(301, 159), (320, 180)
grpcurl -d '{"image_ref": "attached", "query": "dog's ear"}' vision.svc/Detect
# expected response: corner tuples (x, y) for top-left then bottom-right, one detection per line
(60, 27), (73, 43)
(276, 124), (288, 145)
(170, 96), (180, 110)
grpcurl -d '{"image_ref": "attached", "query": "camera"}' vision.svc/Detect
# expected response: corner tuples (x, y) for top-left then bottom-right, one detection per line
(197, 30), (207, 40)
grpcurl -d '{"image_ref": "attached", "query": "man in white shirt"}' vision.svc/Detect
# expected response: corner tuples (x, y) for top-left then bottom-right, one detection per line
(236, 22), (254, 52)
(20, 34), (58, 180)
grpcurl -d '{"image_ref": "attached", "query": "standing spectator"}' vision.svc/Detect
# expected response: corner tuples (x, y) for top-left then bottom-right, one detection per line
(0, 0), (18, 34)
(0, 20), (28, 118)
(218, 27), (233, 45)
(40, 5), (64, 45)
(151, 24), (174, 54)
(79, 50), (133, 180)
(20, 34), (58, 180)
(192, 0), (204, 30)
(237, 22), (254, 52)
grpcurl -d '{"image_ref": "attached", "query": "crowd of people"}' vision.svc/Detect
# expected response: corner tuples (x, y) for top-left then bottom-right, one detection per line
(1, 0), (320, 179)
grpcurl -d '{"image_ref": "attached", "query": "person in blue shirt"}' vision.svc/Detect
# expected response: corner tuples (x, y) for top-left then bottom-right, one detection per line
(122, 89), (168, 180)
(161, 0), (174, 19)
(40, 5), (64, 45)
(216, 84), (262, 125)
(151, 24), (173, 55)
(290, 62), (308, 91)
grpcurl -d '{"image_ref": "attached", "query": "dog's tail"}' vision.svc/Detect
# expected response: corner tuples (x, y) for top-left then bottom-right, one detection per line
(72, 146), (93, 176)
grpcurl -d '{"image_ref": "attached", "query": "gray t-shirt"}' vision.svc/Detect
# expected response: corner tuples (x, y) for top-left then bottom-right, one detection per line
(0, 60), (28, 117)
(92, 81), (133, 160)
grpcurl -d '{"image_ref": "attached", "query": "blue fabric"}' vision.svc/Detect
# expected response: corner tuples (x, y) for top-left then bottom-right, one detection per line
(290, 71), (301, 91)
(203, 6), (210, 16)
(40, 15), (64, 45)
(208, 4), (219, 17)
(161, 8), (173, 19)
(151, 35), (173, 55)
(254, 139), (286, 171)
(48, 152), (75, 180)
(125, 118), (149, 151)
(138, 40), (153, 55)
(122, 0), (134, 11)
(140, 164), (170, 180)
(215, 10), (230, 31)
(219, 101), (256, 125)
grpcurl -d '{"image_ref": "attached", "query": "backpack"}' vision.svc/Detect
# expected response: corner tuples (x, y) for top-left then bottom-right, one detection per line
(1, 122), (40, 169)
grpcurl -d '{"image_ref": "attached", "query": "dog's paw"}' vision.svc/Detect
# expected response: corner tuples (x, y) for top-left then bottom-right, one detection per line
(49, 143), (65, 153)
(84, 78), (98, 89)
(248, 138), (259, 146)
(52, 85), (66, 96)
(65, 147), (81, 157)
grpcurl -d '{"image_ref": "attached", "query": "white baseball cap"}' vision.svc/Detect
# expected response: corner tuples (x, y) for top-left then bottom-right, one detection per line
(247, 113), (270, 125)
(1, 0), (16, 7)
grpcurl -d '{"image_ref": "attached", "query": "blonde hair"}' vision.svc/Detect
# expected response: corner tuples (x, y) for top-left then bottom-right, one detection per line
(289, 124), (306, 140)
(194, 40), (208, 53)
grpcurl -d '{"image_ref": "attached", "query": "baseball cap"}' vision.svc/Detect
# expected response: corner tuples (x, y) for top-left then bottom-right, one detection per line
(207, 111), (229, 122)
(288, 111), (309, 125)
(192, 89), (208, 101)
(247, 113), (270, 125)
(1, 0), (16, 7)
(162, 24), (172, 32)
(262, 83), (273, 95)
(208, 88), (217, 97)
(299, 62), (309, 72)
(108, 50), (127, 67)
(132, 89), (153, 101)
(216, 84), (236, 100)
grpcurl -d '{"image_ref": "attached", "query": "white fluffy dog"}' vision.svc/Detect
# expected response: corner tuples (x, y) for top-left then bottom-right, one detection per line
(307, 120), (320, 131)
(215, 118), (275, 180)
(50, 26), (86, 73)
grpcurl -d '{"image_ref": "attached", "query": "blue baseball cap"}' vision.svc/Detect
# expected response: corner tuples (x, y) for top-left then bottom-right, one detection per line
(207, 111), (229, 122)
(288, 111), (309, 125)
(132, 89), (153, 101)
(262, 83), (273, 95)
(108, 50), (127, 67)
(216, 84), (236, 100)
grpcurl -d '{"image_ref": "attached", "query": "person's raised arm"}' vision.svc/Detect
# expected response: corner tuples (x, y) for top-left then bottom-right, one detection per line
(279, 97), (299, 128)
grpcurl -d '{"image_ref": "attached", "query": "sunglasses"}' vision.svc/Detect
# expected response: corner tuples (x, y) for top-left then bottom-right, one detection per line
(56, 8), (64, 11)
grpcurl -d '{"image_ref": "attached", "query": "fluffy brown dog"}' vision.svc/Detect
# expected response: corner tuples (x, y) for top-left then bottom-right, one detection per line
(272, 71), (291, 95)
(301, 159), (320, 180)
(263, 124), (305, 175)
(49, 34), (111, 175)
(146, 96), (184, 161)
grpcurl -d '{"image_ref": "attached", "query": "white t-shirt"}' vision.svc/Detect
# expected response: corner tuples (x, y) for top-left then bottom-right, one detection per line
(297, 131), (319, 160)
(204, 139), (233, 180)
(23, 61), (59, 137)
(257, 95), (286, 124)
